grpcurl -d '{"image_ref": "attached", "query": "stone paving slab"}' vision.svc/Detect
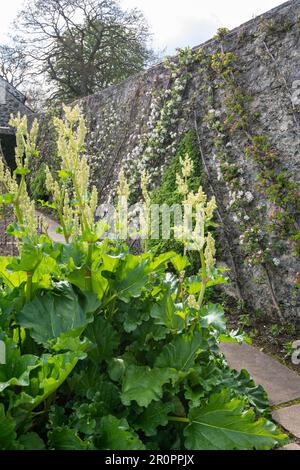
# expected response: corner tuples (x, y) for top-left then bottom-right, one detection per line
(36, 211), (65, 243)
(220, 342), (300, 405)
(272, 405), (300, 439)
(280, 443), (300, 450)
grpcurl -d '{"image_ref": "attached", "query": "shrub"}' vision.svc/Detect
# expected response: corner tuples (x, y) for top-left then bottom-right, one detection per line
(30, 163), (49, 202)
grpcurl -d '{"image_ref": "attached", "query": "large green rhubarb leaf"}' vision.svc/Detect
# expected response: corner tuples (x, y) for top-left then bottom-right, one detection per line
(134, 401), (174, 436)
(11, 351), (86, 412)
(121, 365), (175, 407)
(85, 315), (119, 363)
(18, 432), (45, 450)
(113, 255), (150, 303)
(17, 282), (101, 345)
(199, 304), (226, 332)
(0, 257), (26, 289)
(0, 404), (18, 450)
(0, 338), (39, 392)
(97, 416), (145, 450)
(184, 390), (288, 450)
(155, 331), (208, 373)
(150, 294), (183, 330)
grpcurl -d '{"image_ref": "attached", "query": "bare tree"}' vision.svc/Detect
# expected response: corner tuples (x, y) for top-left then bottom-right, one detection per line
(14, 0), (155, 102)
(0, 45), (29, 88)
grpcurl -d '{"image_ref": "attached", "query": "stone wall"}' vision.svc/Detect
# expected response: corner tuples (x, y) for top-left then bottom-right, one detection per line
(34, 0), (300, 325)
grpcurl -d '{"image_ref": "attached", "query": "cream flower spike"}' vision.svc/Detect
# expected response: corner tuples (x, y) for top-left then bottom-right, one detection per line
(141, 170), (151, 207)
(118, 169), (130, 199)
(176, 173), (188, 195)
(204, 232), (216, 272)
(205, 196), (217, 220)
(179, 153), (194, 178)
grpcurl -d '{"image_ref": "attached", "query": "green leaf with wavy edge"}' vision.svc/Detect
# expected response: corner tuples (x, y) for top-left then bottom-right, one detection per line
(155, 331), (208, 372)
(121, 365), (175, 407)
(0, 255), (58, 291)
(85, 315), (119, 363)
(0, 404), (18, 450)
(150, 294), (183, 331)
(170, 254), (189, 273)
(0, 257), (26, 289)
(48, 427), (91, 450)
(51, 330), (92, 353)
(97, 416), (145, 450)
(87, 379), (121, 413)
(184, 364), (269, 414)
(10, 351), (86, 412)
(0, 338), (39, 393)
(118, 300), (150, 333)
(150, 251), (177, 271)
(18, 432), (45, 450)
(134, 401), (175, 436)
(183, 390), (288, 450)
(113, 255), (150, 303)
(67, 251), (118, 298)
(8, 242), (43, 273)
(17, 282), (101, 345)
(199, 304), (226, 332)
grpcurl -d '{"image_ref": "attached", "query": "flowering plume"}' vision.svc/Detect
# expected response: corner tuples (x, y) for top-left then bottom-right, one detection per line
(0, 114), (39, 237)
(45, 105), (98, 241)
(175, 152), (217, 266)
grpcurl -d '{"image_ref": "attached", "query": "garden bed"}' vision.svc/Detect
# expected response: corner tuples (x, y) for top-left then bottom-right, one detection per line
(223, 297), (300, 376)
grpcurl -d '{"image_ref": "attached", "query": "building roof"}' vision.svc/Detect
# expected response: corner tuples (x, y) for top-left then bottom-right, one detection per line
(0, 75), (27, 104)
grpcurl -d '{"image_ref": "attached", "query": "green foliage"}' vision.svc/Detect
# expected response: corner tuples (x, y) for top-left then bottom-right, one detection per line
(184, 390), (285, 450)
(213, 27), (231, 41)
(121, 366), (175, 407)
(0, 108), (287, 451)
(17, 283), (101, 346)
(30, 163), (49, 201)
(152, 130), (202, 206)
(0, 244), (287, 449)
(246, 136), (300, 255)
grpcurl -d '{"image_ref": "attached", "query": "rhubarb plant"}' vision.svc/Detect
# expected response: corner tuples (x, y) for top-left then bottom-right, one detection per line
(0, 107), (287, 450)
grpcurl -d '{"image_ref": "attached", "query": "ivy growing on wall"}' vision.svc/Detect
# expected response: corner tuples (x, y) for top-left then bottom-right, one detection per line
(191, 33), (300, 319)
(207, 37), (300, 259)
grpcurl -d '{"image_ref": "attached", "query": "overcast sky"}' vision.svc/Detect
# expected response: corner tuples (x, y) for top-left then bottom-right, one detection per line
(0, 0), (286, 54)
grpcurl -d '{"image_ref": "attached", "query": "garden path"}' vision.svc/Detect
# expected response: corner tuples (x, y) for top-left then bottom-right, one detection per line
(36, 210), (65, 243)
(221, 343), (300, 450)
